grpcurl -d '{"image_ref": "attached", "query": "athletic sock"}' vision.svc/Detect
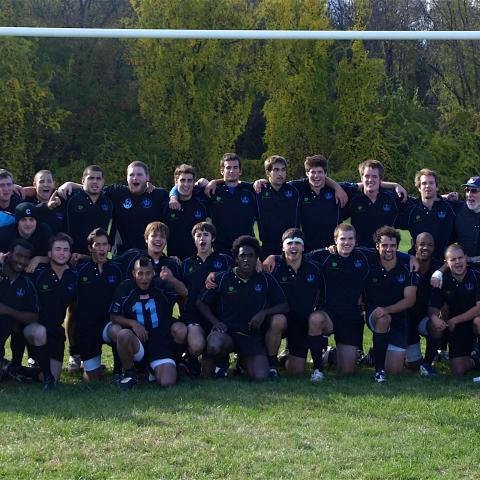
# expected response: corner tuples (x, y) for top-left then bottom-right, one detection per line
(308, 335), (324, 372)
(33, 345), (52, 380)
(373, 331), (389, 372)
(111, 344), (122, 375)
(268, 355), (279, 368)
(10, 331), (26, 367)
(424, 336), (440, 365)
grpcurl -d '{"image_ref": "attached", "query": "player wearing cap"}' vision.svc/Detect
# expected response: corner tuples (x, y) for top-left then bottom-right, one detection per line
(171, 222), (233, 376)
(0, 202), (52, 273)
(29, 233), (78, 389)
(363, 226), (419, 383)
(163, 165), (209, 260)
(110, 256), (178, 389)
(197, 236), (288, 380)
(428, 243), (480, 376)
(71, 228), (123, 381)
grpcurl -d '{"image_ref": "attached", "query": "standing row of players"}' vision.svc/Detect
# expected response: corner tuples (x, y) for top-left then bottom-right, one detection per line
(0, 153), (479, 388)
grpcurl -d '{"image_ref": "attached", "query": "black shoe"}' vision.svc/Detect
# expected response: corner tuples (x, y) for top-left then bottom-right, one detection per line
(43, 375), (57, 391)
(8, 365), (33, 383)
(278, 349), (290, 368)
(268, 367), (280, 380)
(186, 354), (201, 378)
(214, 366), (228, 379)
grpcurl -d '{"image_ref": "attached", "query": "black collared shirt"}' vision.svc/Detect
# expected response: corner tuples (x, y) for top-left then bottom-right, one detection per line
(64, 190), (113, 254)
(25, 195), (66, 234)
(256, 183), (300, 254)
(199, 269), (286, 334)
(110, 277), (177, 335)
(73, 259), (123, 326)
(0, 222), (52, 256)
(208, 182), (257, 253)
(32, 265), (78, 329)
(430, 268), (480, 317)
(289, 179), (342, 252)
(453, 204), (480, 257)
(105, 184), (168, 253)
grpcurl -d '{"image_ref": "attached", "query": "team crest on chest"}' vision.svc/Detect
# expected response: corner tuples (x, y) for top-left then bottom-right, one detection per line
(16, 288), (25, 297)
(254, 283), (263, 292)
(354, 259), (363, 268)
(107, 275), (117, 284)
(465, 282), (475, 291)
(306, 274), (315, 283)
(123, 198), (132, 209)
(213, 261), (222, 269)
(324, 192), (333, 200)
(437, 211), (446, 219)
(142, 198), (152, 209)
(241, 196), (249, 204)
(101, 203), (109, 212)
(396, 274), (406, 283)
(284, 190), (293, 198)
(194, 210), (202, 219)
(383, 204), (392, 212)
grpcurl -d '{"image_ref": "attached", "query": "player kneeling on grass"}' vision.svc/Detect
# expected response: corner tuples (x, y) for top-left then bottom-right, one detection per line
(170, 222), (233, 377)
(428, 244), (480, 377)
(197, 235), (289, 380)
(110, 256), (179, 389)
(363, 226), (418, 383)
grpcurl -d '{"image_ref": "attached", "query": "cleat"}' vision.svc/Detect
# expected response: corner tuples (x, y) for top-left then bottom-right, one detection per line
(112, 373), (123, 386)
(374, 370), (387, 383)
(419, 364), (437, 376)
(214, 366), (228, 379)
(119, 375), (138, 390)
(310, 369), (325, 383)
(268, 367), (280, 380)
(27, 357), (39, 368)
(43, 375), (57, 391)
(67, 355), (82, 373)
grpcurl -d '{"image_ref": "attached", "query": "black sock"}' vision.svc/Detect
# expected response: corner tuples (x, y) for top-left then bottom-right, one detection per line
(69, 344), (78, 357)
(33, 345), (52, 380)
(373, 332), (389, 372)
(268, 355), (278, 368)
(424, 336), (440, 365)
(111, 344), (122, 375)
(321, 336), (329, 352)
(10, 332), (26, 367)
(173, 342), (186, 364)
(308, 335), (324, 371)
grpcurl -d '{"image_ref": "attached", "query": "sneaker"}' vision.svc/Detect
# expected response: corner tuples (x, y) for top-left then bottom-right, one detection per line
(268, 367), (280, 380)
(419, 364), (437, 376)
(214, 366), (228, 379)
(374, 370), (387, 383)
(310, 369), (325, 383)
(119, 375), (138, 390)
(112, 373), (123, 386)
(67, 355), (82, 373)
(43, 375), (57, 391)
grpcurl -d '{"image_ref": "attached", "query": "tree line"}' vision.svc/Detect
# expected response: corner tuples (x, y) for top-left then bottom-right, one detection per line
(1, 0), (479, 192)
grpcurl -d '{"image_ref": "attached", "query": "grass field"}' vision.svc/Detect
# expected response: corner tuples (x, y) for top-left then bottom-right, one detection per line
(4, 229), (478, 479)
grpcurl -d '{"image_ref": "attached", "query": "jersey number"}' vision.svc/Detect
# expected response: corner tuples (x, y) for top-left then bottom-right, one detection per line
(132, 299), (159, 328)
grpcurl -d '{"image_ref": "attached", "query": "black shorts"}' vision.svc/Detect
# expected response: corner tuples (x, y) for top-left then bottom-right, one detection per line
(447, 320), (475, 359)
(46, 325), (66, 362)
(323, 307), (364, 348)
(407, 314), (430, 346)
(145, 330), (175, 363)
(229, 331), (266, 357)
(74, 321), (105, 362)
(285, 312), (309, 358)
(367, 309), (408, 350)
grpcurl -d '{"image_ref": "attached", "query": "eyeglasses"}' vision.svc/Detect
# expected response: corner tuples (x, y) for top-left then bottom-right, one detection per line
(466, 188), (479, 194)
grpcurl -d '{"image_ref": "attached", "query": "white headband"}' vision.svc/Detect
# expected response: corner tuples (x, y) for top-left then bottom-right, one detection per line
(283, 237), (304, 248)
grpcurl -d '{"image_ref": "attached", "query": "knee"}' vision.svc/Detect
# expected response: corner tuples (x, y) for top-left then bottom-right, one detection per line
(117, 329), (134, 347)
(374, 315), (391, 333)
(309, 312), (328, 334)
(188, 338), (205, 356)
(269, 314), (287, 334)
(171, 322), (187, 343)
(207, 334), (225, 357)
(25, 324), (47, 346)
(156, 373), (177, 388)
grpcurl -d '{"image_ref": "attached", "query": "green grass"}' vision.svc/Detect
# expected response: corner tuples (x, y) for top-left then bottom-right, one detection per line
(1, 353), (479, 479)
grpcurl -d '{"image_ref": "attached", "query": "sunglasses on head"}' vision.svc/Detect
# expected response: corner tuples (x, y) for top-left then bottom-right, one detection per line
(466, 187), (479, 194)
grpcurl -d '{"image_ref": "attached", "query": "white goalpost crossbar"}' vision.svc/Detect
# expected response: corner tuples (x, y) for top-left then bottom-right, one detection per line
(1, 27), (480, 40)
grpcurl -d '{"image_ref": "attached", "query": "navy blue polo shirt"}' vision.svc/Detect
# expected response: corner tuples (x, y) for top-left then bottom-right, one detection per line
(199, 269), (286, 334)
(208, 182), (257, 253)
(32, 265), (78, 329)
(256, 183), (300, 255)
(363, 261), (419, 317)
(430, 268), (480, 317)
(114, 248), (182, 281)
(272, 257), (324, 319)
(181, 252), (233, 323)
(104, 184), (168, 253)
(64, 190), (113, 254)
(344, 186), (402, 248)
(110, 277), (177, 335)
(0, 222), (52, 256)
(289, 179), (341, 252)
(398, 197), (457, 260)
(73, 259), (123, 326)
(163, 193), (209, 260)
(0, 268), (38, 329)
(307, 248), (372, 316)
(25, 195), (66, 234)
(453, 204), (480, 257)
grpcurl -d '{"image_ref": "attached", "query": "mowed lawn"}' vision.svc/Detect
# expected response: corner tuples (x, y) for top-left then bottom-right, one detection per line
(3, 229), (479, 479)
